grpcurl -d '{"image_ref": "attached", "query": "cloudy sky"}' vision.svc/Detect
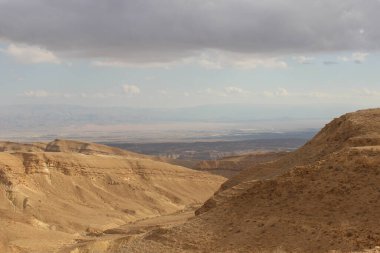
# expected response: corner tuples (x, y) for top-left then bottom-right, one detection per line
(0, 0), (380, 108)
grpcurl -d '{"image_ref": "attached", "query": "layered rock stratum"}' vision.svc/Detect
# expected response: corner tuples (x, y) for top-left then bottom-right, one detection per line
(0, 140), (225, 252)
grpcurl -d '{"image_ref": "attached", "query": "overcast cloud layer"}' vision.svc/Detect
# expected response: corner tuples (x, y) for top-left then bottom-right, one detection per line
(0, 0), (379, 63)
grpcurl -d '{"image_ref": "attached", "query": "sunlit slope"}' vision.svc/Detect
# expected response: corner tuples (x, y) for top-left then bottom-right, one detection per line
(0, 140), (225, 252)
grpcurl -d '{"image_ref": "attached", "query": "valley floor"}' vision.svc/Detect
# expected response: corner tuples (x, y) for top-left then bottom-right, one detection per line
(60, 207), (198, 253)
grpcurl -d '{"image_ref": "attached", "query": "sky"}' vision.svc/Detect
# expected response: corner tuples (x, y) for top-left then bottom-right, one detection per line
(0, 0), (380, 108)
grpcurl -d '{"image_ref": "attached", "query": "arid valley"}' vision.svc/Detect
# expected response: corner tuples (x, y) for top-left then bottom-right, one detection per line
(1, 1), (380, 252)
(1, 109), (380, 252)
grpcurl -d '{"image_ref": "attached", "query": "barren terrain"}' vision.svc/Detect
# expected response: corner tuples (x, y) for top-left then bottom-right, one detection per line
(2, 109), (380, 253)
(69, 109), (380, 253)
(0, 140), (225, 252)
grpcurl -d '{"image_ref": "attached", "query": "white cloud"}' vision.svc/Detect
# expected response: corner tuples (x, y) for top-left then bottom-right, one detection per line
(277, 88), (289, 96)
(80, 92), (117, 98)
(22, 90), (51, 97)
(21, 90), (118, 99)
(339, 52), (369, 64)
(293, 56), (314, 64)
(194, 50), (287, 70)
(355, 88), (380, 97)
(92, 60), (128, 67)
(122, 84), (141, 95)
(263, 91), (278, 97)
(264, 88), (289, 97)
(4, 44), (60, 64)
(307, 92), (334, 99)
(339, 56), (350, 62)
(197, 88), (227, 97)
(92, 60), (172, 69)
(92, 50), (287, 70)
(224, 86), (244, 94)
(351, 52), (369, 64)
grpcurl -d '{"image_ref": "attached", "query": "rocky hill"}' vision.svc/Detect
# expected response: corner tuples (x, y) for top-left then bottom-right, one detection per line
(108, 109), (380, 253)
(0, 140), (225, 252)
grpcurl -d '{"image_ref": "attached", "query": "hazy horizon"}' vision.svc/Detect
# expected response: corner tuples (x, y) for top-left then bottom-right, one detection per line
(0, 103), (365, 142)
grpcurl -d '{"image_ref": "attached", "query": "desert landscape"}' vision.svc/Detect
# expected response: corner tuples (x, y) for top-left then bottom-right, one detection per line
(1, 1), (380, 252)
(107, 108), (380, 253)
(0, 109), (379, 252)
(0, 139), (225, 252)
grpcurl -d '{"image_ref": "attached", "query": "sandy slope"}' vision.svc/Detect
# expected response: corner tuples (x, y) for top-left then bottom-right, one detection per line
(0, 140), (225, 252)
(104, 108), (380, 253)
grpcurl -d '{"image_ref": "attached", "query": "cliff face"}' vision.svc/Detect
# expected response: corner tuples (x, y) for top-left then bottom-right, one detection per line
(118, 109), (380, 253)
(0, 140), (225, 253)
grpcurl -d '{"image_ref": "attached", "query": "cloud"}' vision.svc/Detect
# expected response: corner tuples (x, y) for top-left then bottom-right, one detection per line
(264, 88), (289, 97)
(92, 60), (131, 68)
(21, 90), (118, 99)
(293, 56), (314, 65)
(307, 91), (337, 99)
(355, 88), (380, 96)
(93, 51), (287, 69)
(92, 59), (172, 69)
(22, 90), (51, 97)
(0, 0), (379, 64)
(351, 52), (369, 63)
(224, 86), (248, 95)
(277, 88), (289, 96)
(122, 84), (141, 95)
(194, 51), (287, 69)
(197, 88), (227, 97)
(4, 44), (60, 64)
(79, 92), (118, 99)
(339, 52), (369, 64)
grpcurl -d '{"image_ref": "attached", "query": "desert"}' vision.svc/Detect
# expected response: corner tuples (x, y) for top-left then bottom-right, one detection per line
(1, 1), (379, 252)
(0, 140), (224, 252)
(1, 109), (380, 252)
